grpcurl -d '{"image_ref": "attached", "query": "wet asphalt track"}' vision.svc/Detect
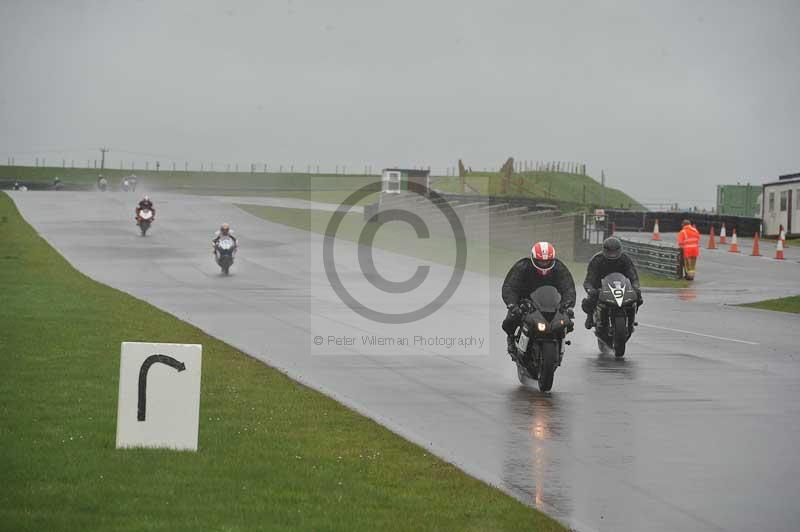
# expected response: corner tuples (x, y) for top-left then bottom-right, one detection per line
(9, 191), (800, 532)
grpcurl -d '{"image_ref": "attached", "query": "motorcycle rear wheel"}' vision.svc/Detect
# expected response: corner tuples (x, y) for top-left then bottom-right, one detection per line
(597, 338), (613, 355)
(516, 363), (527, 384)
(613, 315), (627, 358)
(538, 343), (558, 392)
(516, 361), (538, 384)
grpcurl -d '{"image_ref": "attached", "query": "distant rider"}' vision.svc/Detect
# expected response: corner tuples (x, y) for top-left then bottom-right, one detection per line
(502, 241), (576, 355)
(582, 236), (642, 329)
(212, 223), (238, 253)
(135, 196), (155, 221)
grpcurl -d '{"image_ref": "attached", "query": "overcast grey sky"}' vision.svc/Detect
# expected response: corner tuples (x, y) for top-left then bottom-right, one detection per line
(1, 0), (798, 207)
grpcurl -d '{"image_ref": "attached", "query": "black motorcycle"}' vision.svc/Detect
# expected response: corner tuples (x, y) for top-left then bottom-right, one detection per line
(510, 286), (573, 392)
(593, 273), (638, 358)
(214, 236), (236, 275)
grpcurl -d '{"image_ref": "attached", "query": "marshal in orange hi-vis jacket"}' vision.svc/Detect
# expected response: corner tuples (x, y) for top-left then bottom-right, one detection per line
(677, 220), (701, 280)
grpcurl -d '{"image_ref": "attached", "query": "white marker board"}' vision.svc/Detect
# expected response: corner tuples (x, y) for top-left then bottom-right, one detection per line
(116, 342), (202, 451)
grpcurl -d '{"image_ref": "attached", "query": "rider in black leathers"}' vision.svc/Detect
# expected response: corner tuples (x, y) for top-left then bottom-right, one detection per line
(502, 241), (576, 355)
(582, 236), (643, 329)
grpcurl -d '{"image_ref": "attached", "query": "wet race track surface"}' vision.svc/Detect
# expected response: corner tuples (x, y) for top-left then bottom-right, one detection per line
(10, 191), (800, 532)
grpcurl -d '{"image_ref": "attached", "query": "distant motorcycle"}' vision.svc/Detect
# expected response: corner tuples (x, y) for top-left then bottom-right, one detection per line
(136, 209), (154, 236)
(214, 236), (236, 275)
(592, 273), (638, 358)
(98, 178), (108, 192)
(510, 286), (573, 392)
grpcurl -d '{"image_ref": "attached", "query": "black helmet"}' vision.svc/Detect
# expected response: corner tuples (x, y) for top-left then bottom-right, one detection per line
(602, 236), (622, 260)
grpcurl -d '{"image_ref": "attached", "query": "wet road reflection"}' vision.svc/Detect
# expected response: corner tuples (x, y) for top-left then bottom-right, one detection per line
(678, 288), (697, 301)
(588, 354), (638, 381)
(501, 387), (573, 519)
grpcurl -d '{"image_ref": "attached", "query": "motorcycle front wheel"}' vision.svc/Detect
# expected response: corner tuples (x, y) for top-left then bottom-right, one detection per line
(538, 342), (558, 392)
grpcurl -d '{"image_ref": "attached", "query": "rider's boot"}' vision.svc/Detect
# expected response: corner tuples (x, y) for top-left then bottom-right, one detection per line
(585, 314), (594, 330)
(506, 335), (516, 357)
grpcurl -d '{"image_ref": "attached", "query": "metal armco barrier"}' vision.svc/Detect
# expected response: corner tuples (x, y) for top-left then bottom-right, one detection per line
(606, 210), (761, 237)
(619, 239), (683, 279)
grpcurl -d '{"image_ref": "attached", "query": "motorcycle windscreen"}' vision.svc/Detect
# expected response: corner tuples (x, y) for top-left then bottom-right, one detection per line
(601, 272), (632, 290)
(529, 285), (561, 313)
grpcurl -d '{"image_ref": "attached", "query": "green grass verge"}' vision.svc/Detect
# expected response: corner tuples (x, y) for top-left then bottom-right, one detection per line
(739, 295), (800, 314)
(0, 192), (565, 532)
(432, 171), (643, 211)
(762, 236), (800, 245)
(236, 204), (687, 288)
(637, 273), (690, 288)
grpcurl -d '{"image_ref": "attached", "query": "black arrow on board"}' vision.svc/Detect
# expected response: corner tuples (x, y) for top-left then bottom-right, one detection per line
(137, 354), (186, 421)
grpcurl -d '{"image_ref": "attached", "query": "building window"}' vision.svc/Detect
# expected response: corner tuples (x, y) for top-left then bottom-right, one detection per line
(769, 192), (775, 213)
(780, 191), (788, 212)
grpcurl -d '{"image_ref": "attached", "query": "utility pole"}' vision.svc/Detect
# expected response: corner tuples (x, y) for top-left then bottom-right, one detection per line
(100, 147), (110, 170)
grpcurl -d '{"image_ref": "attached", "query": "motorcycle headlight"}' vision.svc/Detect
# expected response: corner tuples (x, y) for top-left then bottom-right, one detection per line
(536, 322), (547, 332)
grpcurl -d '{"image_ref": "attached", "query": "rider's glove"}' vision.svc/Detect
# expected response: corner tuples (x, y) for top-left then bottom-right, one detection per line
(586, 288), (599, 299)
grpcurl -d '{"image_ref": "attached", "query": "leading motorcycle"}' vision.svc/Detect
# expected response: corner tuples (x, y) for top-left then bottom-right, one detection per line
(592, 273), (638, 358)
(136, 208), (154, 236)
(214, 236), (236, 275)
(510, 286), (573, 392)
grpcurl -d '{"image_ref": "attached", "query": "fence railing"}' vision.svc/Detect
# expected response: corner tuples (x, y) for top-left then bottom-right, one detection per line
(619, 239), (683, 279)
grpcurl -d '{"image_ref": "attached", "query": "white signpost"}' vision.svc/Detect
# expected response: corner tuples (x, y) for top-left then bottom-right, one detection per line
(116, 342), (202, 451)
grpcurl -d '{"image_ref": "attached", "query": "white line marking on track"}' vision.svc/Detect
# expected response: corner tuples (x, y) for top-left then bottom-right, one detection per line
(638, 323), (759, 345)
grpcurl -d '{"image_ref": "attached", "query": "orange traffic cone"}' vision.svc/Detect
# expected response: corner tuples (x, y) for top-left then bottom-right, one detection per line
(652, 219), (661, 241)
(751, 232), (761, 256)
(719, 223), (727, 244)
(707, 225), (717, 249)
(728, 228), (739, 252)
(775, 238), (785, 260)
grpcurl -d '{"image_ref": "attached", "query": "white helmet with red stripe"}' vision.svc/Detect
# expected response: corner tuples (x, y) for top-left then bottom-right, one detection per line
(530, 241), (556, 276)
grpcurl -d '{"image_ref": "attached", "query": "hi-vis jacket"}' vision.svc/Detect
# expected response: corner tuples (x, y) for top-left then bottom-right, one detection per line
(677, 225), (701, 257)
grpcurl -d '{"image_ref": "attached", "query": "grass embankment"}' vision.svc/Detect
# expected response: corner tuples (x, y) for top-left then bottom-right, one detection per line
(237, 204), (687, 288)
(739, 295), (800, 314)
(433, 170), (643, 211)
(0, 193), (565, 532)
(0, 165), (379, 199)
